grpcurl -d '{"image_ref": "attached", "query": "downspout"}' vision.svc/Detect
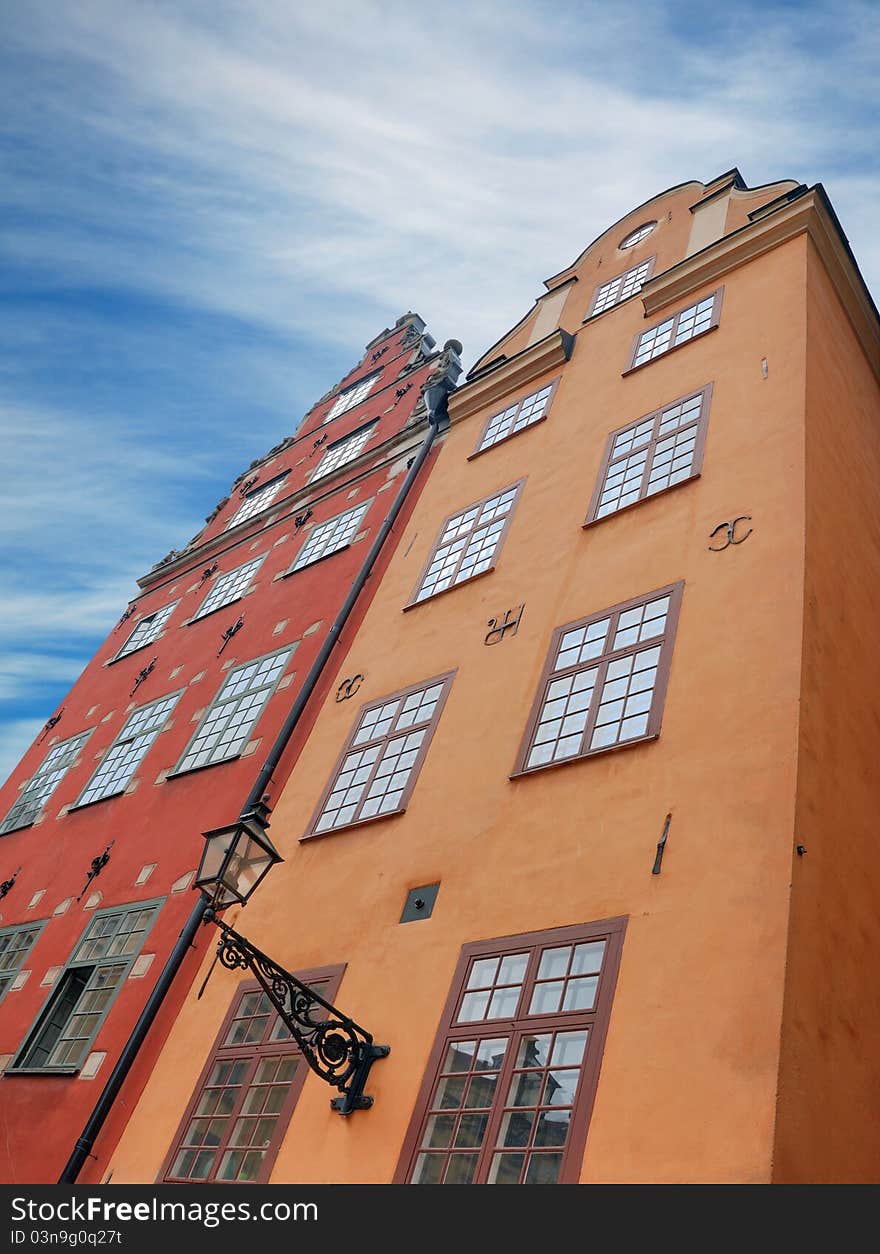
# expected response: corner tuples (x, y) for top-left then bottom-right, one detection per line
(59, 342), (462, 1184)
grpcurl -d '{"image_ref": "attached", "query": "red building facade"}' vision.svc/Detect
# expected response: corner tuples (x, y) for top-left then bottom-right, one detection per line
(0, 312), (449, 1183)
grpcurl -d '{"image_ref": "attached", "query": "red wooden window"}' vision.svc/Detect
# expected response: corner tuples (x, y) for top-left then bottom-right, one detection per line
(162, 968), (343, 1184)
(586, 256), (655, 318)
(625, 288), (723, 371)
(305, 673), (455, 838)
(513, 583), (683, 775)
(471, 384), (558, 456)
(395, 919), (625, 1184)
(585, 385), (712, 523)
(406, 484), (523, 607)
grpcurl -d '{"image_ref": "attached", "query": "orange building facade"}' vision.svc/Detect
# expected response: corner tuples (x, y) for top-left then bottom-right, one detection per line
(103, 170), (880, 1185)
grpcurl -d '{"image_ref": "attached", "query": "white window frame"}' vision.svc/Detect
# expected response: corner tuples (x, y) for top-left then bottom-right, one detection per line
(626, 289), (723, 371)
(193, 556), (265, 621)
(619, 221), (656, 249)
(324, 372), (381, 423)
(287, 502), (370, 574)
(0, 731), (92, 834)
(173, 647), (294, 774)
(114, 601), (178, 660)
(309, 423), (376, 484)
(225, 475), (288, 531)
(74, 693), (180, 807)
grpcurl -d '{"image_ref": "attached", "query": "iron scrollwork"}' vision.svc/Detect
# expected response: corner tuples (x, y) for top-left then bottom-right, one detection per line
(485, 604), (525, 645)
(0, 867), (20, 900)
(77, 841), (114, 902)
(38, 708), (65, 744)
(209, 915), (389, 1115)
(708, 516), (752, 551)
(336, 674), (365, 702)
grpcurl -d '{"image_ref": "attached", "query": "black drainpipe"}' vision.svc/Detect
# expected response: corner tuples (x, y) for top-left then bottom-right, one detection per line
(59, 344), (462, 1184)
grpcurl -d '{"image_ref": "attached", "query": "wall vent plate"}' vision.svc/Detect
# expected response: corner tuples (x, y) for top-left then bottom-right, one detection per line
(400, 883), (440, 923)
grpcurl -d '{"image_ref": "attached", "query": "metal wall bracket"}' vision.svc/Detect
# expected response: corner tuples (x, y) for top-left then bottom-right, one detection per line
(336, 674), (365, 702)
(652, 814), (671, 875)
(709, 516), (752, 551)
(0, 867), (21, 900)
(77, 842), (114, 902)
(207, 914), (389, 1115)
(38, 708), (64, 744)
(218, 616), (244, 656)
(485, 604), (525, 645)
(130, 658), (157, 697)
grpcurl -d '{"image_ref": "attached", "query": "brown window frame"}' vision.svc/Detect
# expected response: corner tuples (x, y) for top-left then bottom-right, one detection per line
(584, 385), (713, 526)
(512, 583), (684, 777)
(303, 672), (456, 840)
(585, 256), (656, 320)
(623, 287), (723, 374)
(468, 382), (559, 458)
(405, 482), (524, 610)
(160, 966), (344, 1185)
(393, 917), (626, 1185)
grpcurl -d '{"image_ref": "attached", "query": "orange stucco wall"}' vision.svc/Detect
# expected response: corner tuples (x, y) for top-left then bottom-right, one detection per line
(106, 210), (814, 1182)
(771, 239), (880, 1182)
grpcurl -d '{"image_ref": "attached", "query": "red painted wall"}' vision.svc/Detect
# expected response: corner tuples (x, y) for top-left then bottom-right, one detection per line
(0, 317), (441, 1184)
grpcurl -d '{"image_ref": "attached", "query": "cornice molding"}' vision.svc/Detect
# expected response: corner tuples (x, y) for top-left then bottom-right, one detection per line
(449, 329), (575, 425)
(136, 420), (432, 591)
(640, 189), (880, 380)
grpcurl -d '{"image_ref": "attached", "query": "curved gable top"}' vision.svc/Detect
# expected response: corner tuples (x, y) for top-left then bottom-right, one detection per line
(468, 170), (802, 380)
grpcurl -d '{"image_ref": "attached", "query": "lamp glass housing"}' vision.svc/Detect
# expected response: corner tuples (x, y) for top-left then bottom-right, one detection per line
(195, 807), (281, 908)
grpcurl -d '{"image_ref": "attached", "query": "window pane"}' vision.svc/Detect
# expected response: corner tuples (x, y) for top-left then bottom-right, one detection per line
(291, 503), (369, 571)
(225, 476), (287, 530)
(310, 676), (451, 835)
(413, 486), (520, 603)
(176, 649), (292, 773)
(477, 385), (553, 452)
(194, 557), (265, 620)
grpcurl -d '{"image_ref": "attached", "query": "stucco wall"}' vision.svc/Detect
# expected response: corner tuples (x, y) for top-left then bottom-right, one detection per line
(772, 238), (880, 1182)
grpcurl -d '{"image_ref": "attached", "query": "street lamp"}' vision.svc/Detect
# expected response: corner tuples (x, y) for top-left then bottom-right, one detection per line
(195, 800), (389, 1115)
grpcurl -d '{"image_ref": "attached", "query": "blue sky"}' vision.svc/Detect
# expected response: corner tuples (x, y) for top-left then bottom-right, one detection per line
(1, 0), (878, 784)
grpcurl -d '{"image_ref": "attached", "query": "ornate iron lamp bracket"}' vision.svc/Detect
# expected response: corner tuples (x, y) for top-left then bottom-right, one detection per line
(206, 911), (389, 1115)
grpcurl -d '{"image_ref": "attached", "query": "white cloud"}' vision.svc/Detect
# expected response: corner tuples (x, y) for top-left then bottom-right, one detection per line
(1, 0), (878, 776)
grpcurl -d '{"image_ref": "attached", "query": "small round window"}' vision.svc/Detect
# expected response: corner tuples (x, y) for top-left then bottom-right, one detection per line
(619, 221), (656, 249)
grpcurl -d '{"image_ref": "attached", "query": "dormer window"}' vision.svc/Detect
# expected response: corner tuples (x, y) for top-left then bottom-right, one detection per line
(619, 222), (656, 249)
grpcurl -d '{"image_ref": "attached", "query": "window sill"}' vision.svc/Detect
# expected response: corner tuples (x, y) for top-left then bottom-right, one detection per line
(581, 288), (648, 326)
(583, 472), (700, 529)
(4, 1065), (79, 1077)
(166, 754), (242, 781)
(107, 638), (164, 666)
(403, 566), (496, 612)
(68, 791), (125, 813)
(467, 415), (549, 461)
(300, 806), (406, 843)
(622, 323), (719, 376)
(281, 544), (352, 579)
(510, 731), (660, 780)
(0, 819), (36, 838)
(186, 596), (245, 626)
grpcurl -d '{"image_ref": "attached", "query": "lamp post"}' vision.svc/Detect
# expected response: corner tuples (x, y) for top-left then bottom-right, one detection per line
(195, 801), (389, 1115)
